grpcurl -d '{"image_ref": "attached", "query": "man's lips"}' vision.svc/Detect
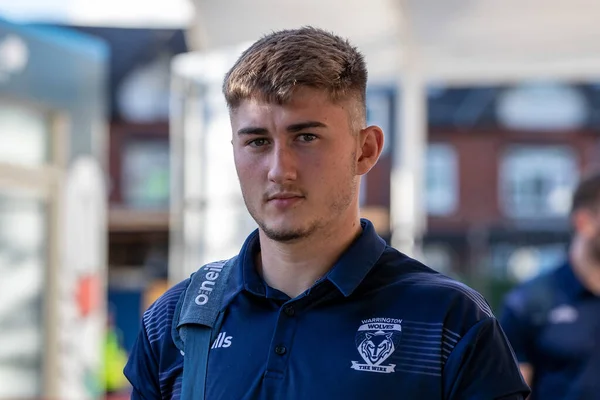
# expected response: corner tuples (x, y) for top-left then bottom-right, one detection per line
(268, 193), (304, 201)
(266, 191), (305, 200)
(266, 193), (305, 207)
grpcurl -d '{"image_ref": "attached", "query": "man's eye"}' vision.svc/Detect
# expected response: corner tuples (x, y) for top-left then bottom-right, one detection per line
(248, 138), (269, 147)
(298, 134), (317, 142)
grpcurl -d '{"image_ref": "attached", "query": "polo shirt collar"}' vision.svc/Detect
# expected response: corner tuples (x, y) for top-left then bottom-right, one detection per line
(238, 229), (265, 297)
(326, 219), (387, 297)
(235, 218), (387, 298)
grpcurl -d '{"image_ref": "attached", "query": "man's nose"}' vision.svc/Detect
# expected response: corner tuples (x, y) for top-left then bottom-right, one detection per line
(267, 144), (298, 183)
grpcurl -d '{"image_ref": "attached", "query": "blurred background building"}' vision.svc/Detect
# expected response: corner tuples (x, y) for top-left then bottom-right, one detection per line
(0, 18), (108, 399)
(2, 0), (600, 398)
(415, 83), (599, 308)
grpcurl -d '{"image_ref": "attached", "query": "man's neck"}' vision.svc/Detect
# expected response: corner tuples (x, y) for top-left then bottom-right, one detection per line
(571, 238), (600, 295)
(256, 217), (363, 298)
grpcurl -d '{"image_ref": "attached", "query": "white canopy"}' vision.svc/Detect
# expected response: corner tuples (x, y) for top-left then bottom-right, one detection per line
(189, 0), (600, 85)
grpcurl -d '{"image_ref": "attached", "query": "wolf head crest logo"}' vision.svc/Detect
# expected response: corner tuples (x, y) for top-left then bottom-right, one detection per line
(352, 318), (402, 373)
(358, 332), (395, 365)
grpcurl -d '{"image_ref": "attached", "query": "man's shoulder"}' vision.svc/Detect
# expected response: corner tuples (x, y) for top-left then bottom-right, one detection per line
(407, 269), (494, 319)
(373, 248), (495, 320)
(375, 246), (439, 277)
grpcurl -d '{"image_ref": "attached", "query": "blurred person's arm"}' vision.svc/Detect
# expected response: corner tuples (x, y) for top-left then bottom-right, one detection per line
(518, 363), (534, 388)
(443, 317), (530, 399)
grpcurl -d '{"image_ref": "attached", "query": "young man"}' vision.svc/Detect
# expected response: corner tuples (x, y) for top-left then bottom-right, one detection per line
(500, 171), (600, 400)
(125, 27), (529, 399)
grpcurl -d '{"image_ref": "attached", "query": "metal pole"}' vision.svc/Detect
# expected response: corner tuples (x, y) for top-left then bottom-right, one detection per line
(391, 0), (427, 257)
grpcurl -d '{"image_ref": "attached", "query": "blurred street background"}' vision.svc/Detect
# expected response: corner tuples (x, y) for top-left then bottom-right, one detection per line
(1, 0), (600, 398)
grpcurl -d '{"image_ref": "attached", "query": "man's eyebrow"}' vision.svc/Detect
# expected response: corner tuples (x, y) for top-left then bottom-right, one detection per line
(286, 121), (328, 132)
(237, 126), (269, 135)
(237, 121), (328, 135)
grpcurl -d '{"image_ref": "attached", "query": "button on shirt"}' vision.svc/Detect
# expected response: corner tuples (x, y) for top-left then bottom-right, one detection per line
(125, 220), (529, 400)
(500, 262), (600, 400)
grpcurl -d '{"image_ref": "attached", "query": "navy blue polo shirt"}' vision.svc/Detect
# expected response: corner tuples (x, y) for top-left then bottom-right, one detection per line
(125, 219), (529, 399)
(500, 262), (600, 400)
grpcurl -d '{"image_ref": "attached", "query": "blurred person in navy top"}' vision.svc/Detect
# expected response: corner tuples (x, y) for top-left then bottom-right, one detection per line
(501, 170), (600, 399)
(124, 27), (529, 400)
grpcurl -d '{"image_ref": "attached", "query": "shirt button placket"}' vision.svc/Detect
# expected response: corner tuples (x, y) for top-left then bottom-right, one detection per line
(275, 307), (292, 357)
(264, 303), (297, 388)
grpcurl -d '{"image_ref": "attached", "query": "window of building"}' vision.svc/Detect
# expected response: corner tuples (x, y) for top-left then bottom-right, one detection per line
(122, 138), (170, 210)
(426, 143), (458, 216)
(366, 89), (394, 157)
(0, 103), (49, 167)
(500, 146), (577, 219)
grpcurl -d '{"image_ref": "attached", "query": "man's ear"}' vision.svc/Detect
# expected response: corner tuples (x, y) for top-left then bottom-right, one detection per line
(356, 125), (384, 176)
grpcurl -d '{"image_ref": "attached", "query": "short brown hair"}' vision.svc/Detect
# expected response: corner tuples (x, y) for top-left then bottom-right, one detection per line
(571, 169), (600, 213)
(223, 27), (367, 127)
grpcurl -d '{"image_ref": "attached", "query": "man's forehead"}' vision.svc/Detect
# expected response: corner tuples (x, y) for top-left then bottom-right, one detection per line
(231, 93), (342, 122)
(236, 88), (335, 108)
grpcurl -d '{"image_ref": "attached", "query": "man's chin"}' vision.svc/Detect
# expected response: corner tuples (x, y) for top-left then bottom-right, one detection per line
(264, 231), (305, 242)
(260, 222), (312, 243)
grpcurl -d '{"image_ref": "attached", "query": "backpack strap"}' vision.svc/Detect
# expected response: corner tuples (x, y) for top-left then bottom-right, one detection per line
(171, 256), (237, 400)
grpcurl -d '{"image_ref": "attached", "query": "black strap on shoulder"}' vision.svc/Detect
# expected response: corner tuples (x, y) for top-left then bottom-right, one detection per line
(172, 256), (237, 400)
(181, 325), (212, 400)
